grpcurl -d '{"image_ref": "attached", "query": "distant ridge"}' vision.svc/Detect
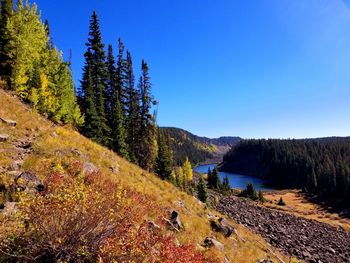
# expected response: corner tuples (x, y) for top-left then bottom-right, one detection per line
(160, 127), (240, 165)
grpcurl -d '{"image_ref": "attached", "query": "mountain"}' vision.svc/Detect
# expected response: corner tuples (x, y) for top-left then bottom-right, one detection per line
(0, 88), (287, 262)
(160, 127), (240, 165)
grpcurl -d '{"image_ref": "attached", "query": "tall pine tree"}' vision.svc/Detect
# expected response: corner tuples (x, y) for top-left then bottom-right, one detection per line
(155, 130), (173, 180)
(138, 60), (156, 171)
(81, 11), (110, 145)
(125, 50), (140, 163)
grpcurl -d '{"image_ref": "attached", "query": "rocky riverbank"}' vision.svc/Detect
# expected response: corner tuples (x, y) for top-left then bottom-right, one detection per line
(216, 195), (350, 263)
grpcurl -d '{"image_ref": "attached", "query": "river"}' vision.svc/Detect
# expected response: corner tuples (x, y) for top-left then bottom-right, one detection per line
(193, 163), (275, 191)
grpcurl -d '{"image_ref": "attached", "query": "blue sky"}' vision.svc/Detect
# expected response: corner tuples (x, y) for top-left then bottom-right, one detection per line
(35, 0), (350, 139)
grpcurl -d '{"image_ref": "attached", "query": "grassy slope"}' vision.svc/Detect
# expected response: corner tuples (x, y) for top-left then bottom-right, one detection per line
(0, 89), (289, 262)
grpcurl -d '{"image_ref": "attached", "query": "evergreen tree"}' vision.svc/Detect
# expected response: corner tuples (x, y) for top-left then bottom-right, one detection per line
(44, 19), (53, 49)
(80, 54), (100, 139)
(207, 168), (212, 187)
(81, 11), (110, 145)
(112, 97), (129, 158)
(115, 38), (128, 111)
(197, 175), (208, 203)
(222, 175), (231, 194)
(155, 130), (173, 180)
(138, 60), (156, 170)
(210, 167), (220, 189)
(106, 44), (116, 126)
(0, 0), (13, 83)
(125, 50), (140, 163)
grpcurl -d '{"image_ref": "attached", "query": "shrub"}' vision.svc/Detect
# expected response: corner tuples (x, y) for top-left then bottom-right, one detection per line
(239, 183), (258, 200)
(0, 160), (205, 262)
(277, 197), (286, 206)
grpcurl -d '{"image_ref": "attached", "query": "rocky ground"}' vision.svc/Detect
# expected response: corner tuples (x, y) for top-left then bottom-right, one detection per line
(216, 195), (350, 263)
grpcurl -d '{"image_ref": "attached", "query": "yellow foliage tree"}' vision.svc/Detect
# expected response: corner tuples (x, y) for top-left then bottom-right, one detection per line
(183, 157), (193, 184)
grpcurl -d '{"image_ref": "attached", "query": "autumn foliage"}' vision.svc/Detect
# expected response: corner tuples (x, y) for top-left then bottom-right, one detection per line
(0, 160), (205, 262)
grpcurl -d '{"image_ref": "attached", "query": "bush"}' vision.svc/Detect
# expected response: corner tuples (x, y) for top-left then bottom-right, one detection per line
(0, 160), (205, 262)
(277, 197), (286, 206)
(239, 183), (258, 200)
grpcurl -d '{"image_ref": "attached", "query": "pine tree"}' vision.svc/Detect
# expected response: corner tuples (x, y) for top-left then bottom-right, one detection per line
(44, 19), (53, 49)
(211, 167), (220, 189)
(80, 54), (100, 139)
(112, 97), (129, 158)
(207, 168), (212, 187)
(222, 175), (231, 194)
(125, 50), (140, 163)
(105, 44), (116, 129)
(138, 60), (156, 170)
(81, 11), (110, 145)
(197, 175), (208, 203)
(0, 0), (13, 83)
(155, 130), (173, 180)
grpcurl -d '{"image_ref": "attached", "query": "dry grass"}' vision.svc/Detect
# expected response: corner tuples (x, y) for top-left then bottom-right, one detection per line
(264, 190), (350, 230)
(0, 89), (296, 262)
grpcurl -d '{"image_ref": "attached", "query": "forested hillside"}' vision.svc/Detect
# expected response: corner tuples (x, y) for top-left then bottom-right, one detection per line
(160, 127), (240, 165)
(221, 138), (350, 207)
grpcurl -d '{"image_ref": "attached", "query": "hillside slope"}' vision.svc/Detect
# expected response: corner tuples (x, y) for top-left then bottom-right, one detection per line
(0, 89), (289, 262)
(160, 127), (240, 165)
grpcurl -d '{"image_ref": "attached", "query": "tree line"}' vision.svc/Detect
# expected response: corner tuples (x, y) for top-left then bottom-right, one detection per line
(222, 138), (350, 208)
(77, 11), (158, 171)
(0, 0), (189, 183)
(0, 0), (83, 125)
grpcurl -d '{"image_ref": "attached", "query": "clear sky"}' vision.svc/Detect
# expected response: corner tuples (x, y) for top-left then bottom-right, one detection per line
(35, 0), (350, 139)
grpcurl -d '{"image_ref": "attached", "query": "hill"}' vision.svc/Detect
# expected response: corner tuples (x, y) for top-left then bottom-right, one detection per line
(0, 89), (288, 262)
(160, 127), (240, 165)
(220, 138), (350, 208)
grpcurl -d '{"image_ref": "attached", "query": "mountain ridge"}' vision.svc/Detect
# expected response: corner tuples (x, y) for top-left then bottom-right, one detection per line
(160, 127), (241, 165)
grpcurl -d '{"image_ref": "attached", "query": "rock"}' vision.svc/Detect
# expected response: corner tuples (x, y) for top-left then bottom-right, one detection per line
(207, 212), (216, 220)
(167, 210), (183, 231)
(327, 247), (336, 254)
(0, 134), (9, 142)
(1, 202), (18, 215)
(0, 117), (16, 127)
(15, 172), (44, 193)
(110, 164), (119, 174)
(202, 237), (224, 250)
(83, 162), (98, 174)
(210, 217), (235, 237)
(71, 148), (82, 156)
(148, 221), (161, 230)
(302, 250), (312, 259)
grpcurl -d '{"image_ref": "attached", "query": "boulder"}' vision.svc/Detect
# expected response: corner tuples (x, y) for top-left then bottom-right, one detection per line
(15, 172), (44, 193)
(210, 217), (236, 237)
(0, 134), (8, 142)
(0, 117), (16, 127)
(1, 202), (18, 215)
(83, 162), (98, 174)
(167, 210), (183, 231)
(202, 237), (224, 250)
